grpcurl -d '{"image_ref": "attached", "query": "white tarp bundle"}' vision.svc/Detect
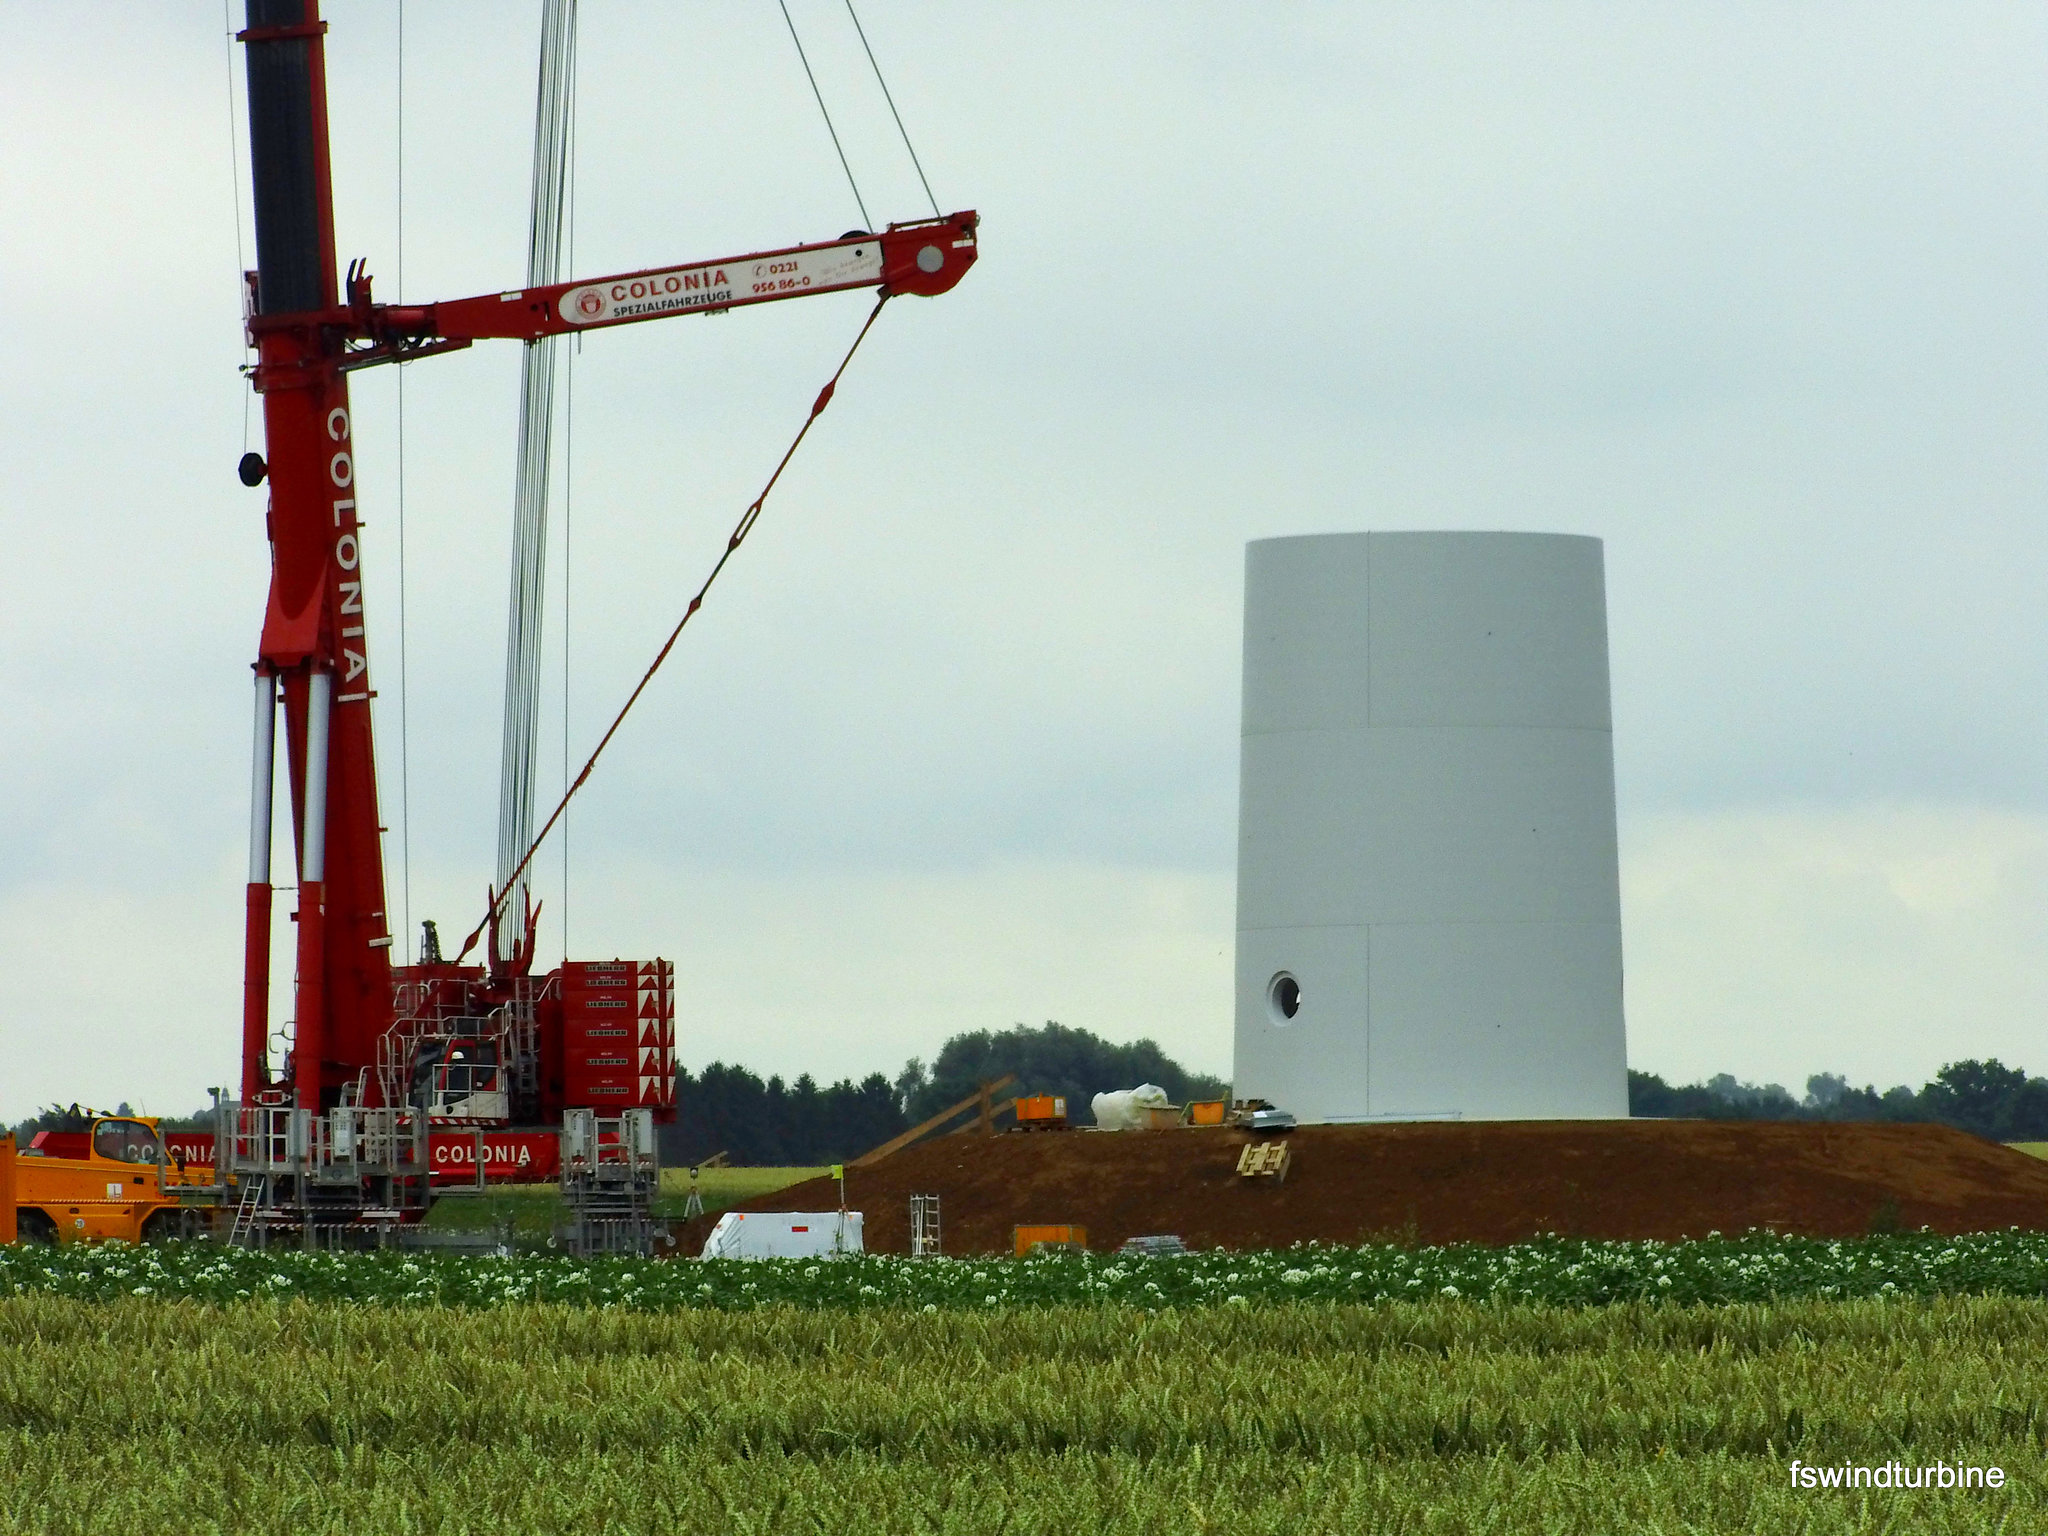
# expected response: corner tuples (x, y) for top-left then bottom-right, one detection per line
(1090, 1084), (1171, 1130)
(699, 1211), (864, 1261)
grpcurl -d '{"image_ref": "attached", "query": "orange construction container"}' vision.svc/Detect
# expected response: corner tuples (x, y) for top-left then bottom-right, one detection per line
(1014, 1223), (1087, 1255)
(1014, 1094), (1068, 1129)
(1183, 1100), (1227, 1126)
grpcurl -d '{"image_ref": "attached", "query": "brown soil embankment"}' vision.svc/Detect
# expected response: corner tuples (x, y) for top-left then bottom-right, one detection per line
(673, 1119), (2048, 1255)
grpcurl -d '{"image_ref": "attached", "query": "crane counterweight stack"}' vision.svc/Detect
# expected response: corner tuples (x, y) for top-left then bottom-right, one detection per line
(218, 0), (975, 1246)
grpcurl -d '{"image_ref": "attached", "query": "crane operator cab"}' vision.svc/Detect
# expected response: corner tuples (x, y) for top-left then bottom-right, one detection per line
(410, 1037), (509, 1122)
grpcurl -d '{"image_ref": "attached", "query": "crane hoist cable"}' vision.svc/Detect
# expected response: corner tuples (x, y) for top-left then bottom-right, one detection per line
(780, 0), (871, 232)
(842, 0), (942, 220)
(560, 148), (579, 959)
(494, 0), (580, 964)
(453, 292), (893, 965)
(395, 0), (414, 963)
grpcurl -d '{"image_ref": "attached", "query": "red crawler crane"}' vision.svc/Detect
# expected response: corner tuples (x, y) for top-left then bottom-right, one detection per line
(234, 2), (975, 1163)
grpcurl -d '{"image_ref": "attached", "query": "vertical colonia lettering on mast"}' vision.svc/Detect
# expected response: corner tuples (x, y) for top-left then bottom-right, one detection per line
(327, 406), (370, 702)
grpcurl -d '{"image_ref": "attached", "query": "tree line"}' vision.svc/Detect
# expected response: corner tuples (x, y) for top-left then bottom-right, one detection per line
(897, 1020), (1230, 1127)
(658, 1021), (1230, 1167)
(661, 1065), (907, 1167)
(1628, 1059), (2048, 1142)
(41, 1038), (2036, 1165)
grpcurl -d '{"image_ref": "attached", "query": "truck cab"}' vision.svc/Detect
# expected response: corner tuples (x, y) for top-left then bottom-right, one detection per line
(10, 1114), (206, 1244)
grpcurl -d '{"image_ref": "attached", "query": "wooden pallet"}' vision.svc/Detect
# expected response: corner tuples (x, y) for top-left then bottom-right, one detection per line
(1236, 1141), (1292, 1182)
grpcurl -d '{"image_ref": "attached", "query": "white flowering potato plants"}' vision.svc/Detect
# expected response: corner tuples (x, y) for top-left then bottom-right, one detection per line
(4, 1230), (2048, 1311)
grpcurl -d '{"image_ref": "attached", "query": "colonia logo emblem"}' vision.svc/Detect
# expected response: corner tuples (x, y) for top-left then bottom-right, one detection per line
(433, 1142), (535, 1168)
(558, 266), (735, 326)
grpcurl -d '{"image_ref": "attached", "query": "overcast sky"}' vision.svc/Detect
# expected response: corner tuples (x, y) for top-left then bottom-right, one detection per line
(3, 3), (2046, 1122)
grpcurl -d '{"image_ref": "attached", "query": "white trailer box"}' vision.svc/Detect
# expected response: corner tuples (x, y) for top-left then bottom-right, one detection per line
(699, 1210), (864, 1260)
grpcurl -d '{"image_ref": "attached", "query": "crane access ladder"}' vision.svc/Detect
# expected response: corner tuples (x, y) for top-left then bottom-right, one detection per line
(225, 1174), (266, 1247)
(559, 1108), (661, 1257)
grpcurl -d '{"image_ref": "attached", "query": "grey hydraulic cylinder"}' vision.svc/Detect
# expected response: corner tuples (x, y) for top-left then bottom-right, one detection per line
(301, 669), (333, 884)
(248, 672), (276, 884)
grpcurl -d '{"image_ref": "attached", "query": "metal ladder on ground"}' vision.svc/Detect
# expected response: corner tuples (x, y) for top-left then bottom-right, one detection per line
(911, 1193), (941, 1257)
(227, 1174), (266, 1247)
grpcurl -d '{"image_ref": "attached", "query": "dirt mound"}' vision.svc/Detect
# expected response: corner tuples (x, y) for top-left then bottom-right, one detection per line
(673, 1120), (2048, 1255)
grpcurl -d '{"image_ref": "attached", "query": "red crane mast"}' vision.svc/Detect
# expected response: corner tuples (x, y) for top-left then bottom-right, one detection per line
(239, 0), (390, 1114)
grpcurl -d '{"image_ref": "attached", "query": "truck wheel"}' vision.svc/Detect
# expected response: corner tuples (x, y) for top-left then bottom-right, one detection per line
(16, 1208), (58, 1244)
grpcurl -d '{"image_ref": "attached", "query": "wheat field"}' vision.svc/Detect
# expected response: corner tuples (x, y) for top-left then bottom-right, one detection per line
(1, 1293), (2043, 1533)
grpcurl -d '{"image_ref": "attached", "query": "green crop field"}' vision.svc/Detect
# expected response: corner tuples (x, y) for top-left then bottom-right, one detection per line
(658, 1163), (832, 1206)
(1, 1290), (2042, 1534)
(421, 1164), (825, 1237)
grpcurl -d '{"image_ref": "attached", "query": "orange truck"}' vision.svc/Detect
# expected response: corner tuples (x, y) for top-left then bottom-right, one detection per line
(5, 1114), (215, 1244)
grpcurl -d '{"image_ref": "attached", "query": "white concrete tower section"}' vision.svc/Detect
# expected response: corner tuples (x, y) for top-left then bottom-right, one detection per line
(1232, 531), (1628, 1122)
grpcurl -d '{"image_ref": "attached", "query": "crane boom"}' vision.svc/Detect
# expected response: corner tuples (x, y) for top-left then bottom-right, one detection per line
(292, 214), (980, 367)
(432, 215), (977, 341)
